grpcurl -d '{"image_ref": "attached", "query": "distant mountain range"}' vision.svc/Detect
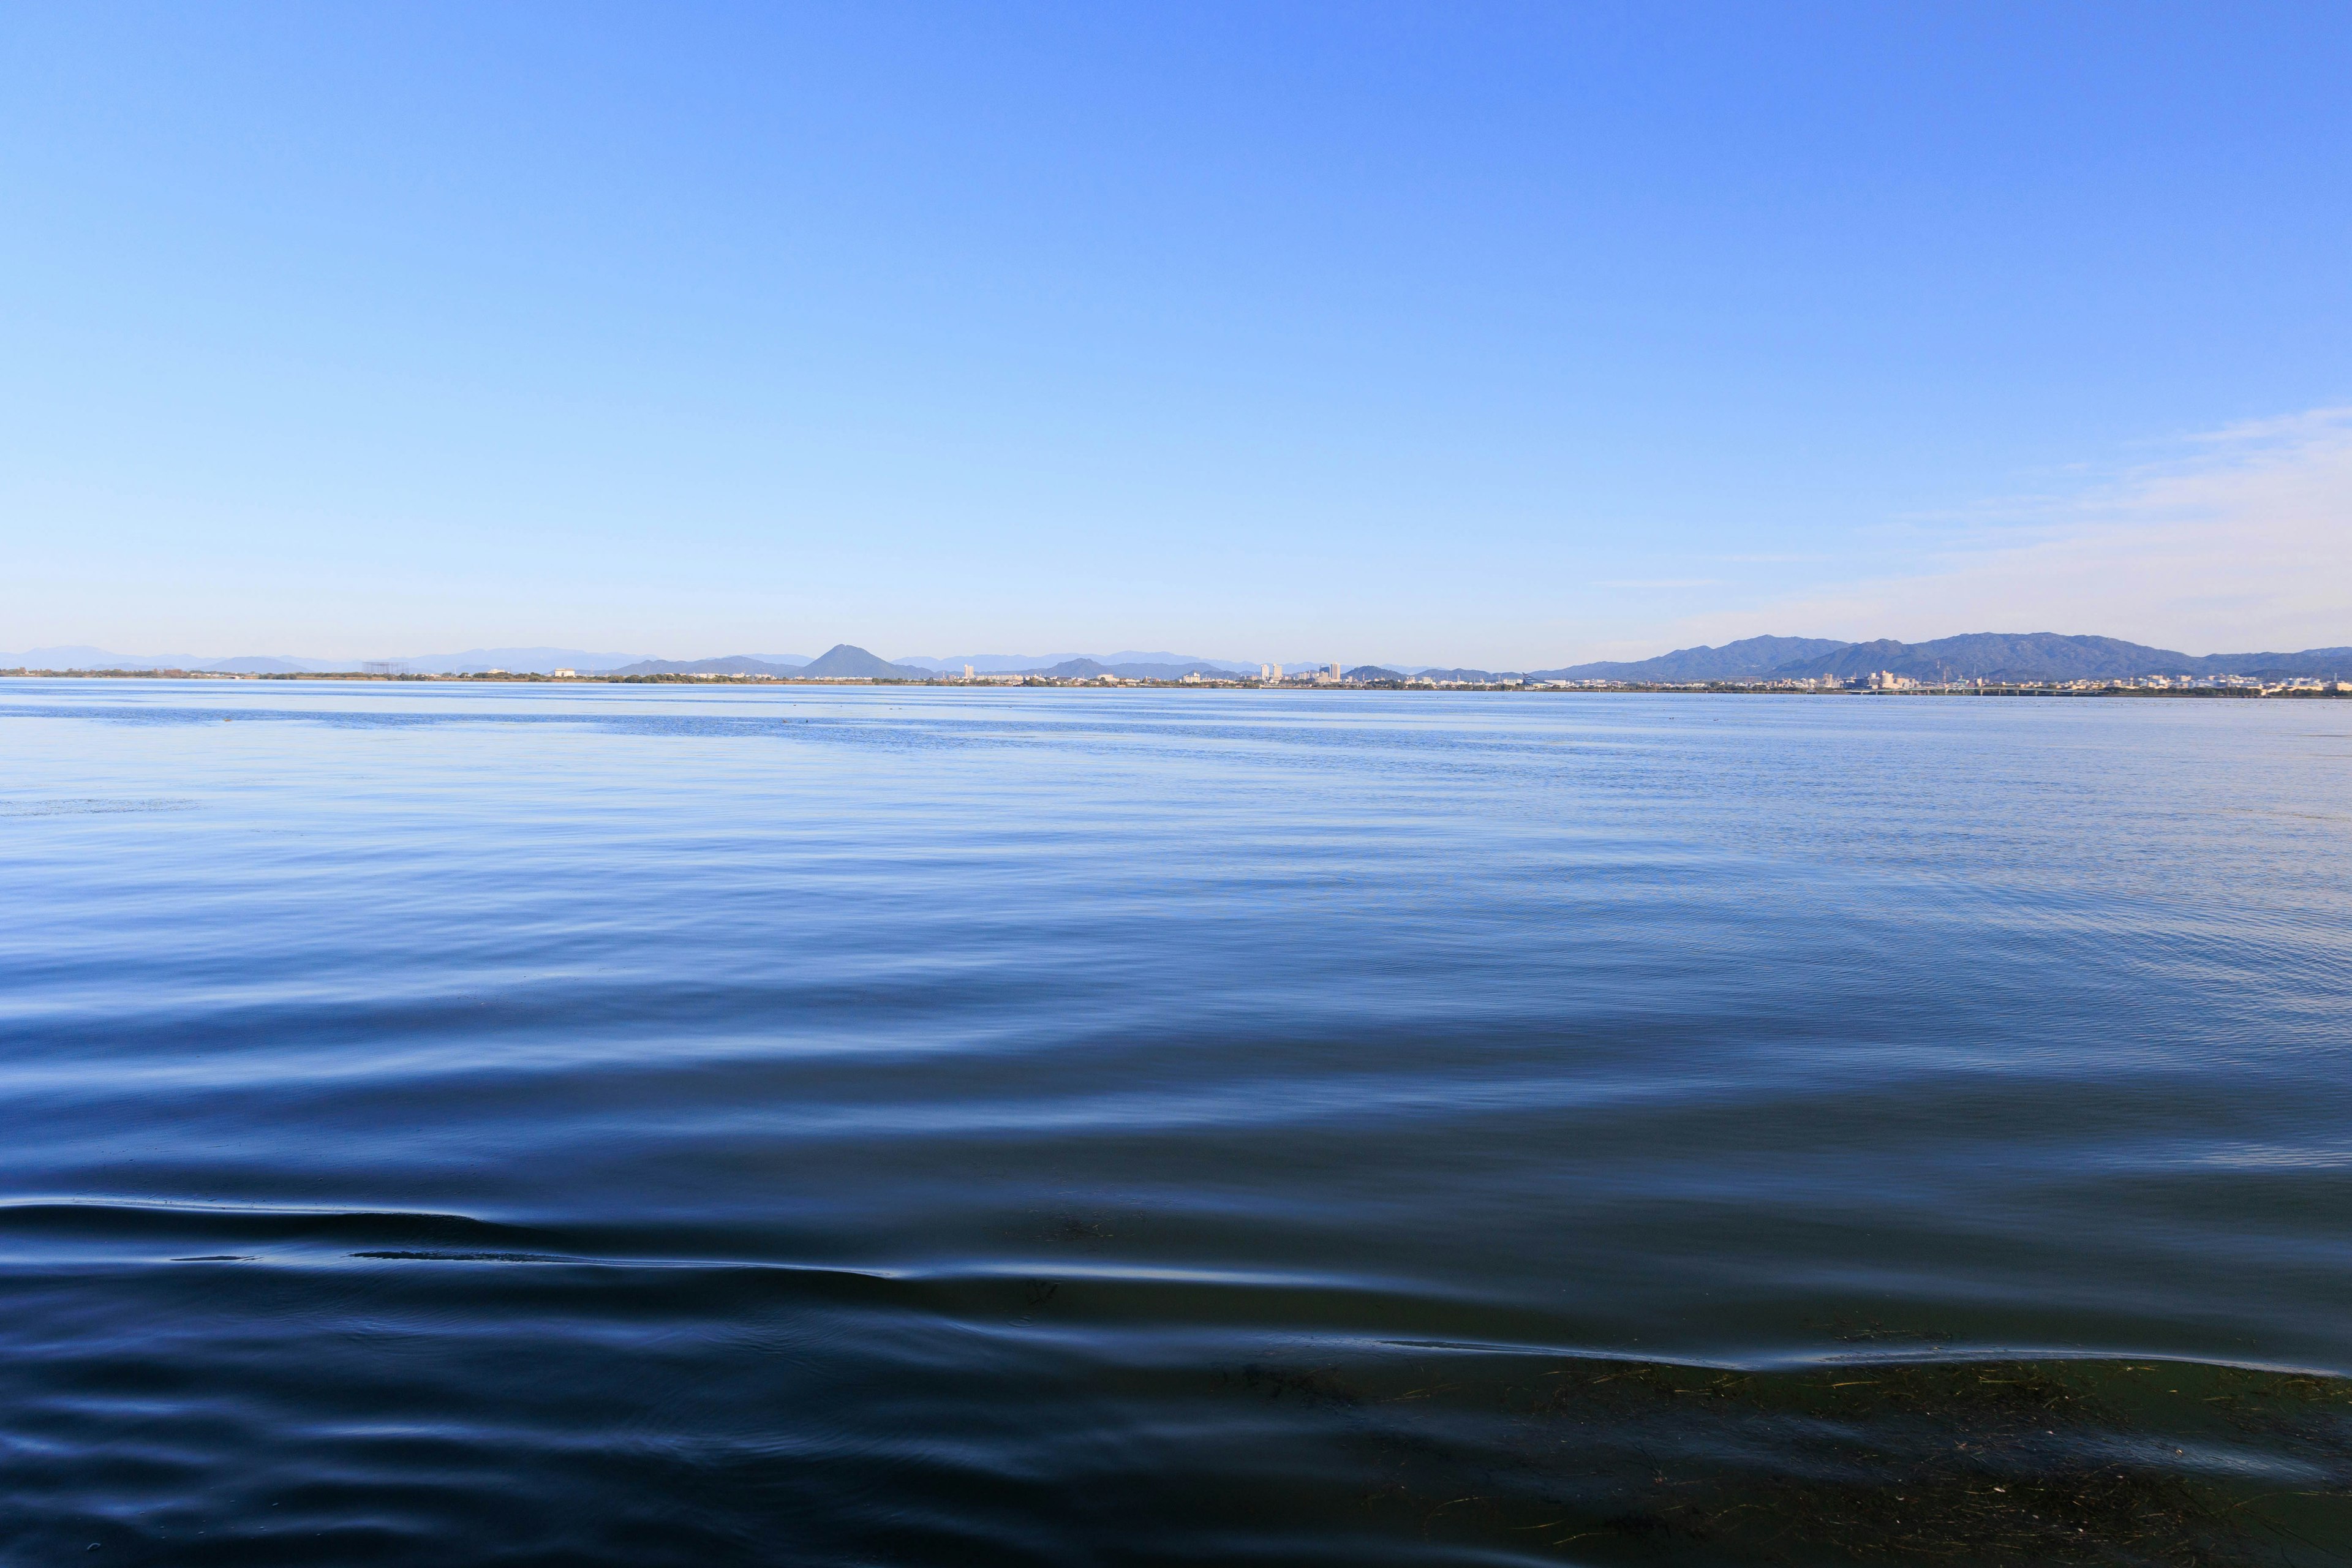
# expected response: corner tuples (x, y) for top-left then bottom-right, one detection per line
(895, 650), (1256, 674)
(6, 633), (2346, 683)
(0, 644), (665, 674)
(608, 654), (810, 677)
(609, 645), (933, 679)
(1010, 657), (1242, 680)
(1534, 633), (2352, 684)
(611, 647), (1254, 680)
(1381, 634), (2352, 685)
(1537, 636), (1851, 683)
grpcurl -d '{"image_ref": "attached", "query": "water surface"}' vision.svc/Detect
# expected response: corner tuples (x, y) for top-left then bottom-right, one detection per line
(3, 681), (2350, 1564)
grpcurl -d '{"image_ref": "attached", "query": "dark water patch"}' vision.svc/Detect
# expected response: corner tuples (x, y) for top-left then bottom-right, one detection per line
(1232, 1351), (2352, 1565)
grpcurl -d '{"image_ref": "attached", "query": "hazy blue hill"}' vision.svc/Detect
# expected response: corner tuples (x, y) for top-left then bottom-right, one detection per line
(205, 656), (326, 673)
(1346, 666), (1406, 681)
(607, 655), (805, 676)
(897, 651), (1256, 673)
(1107, 660), (1234, 679)
(8, 645), (154, 668)
(394, 647), (647, 674)
(1537, 636), (1848, 682)
(895, 653), (1090, 673)
(1087, 661), (1218, 679)
(990, 658), (1239, 678)
(2, 646), (339, 672)
(1098, 650), (1256, 669)
(1412, 668), (1509, 682)
(793, 644), (930, 679)
(4, 645), (216, 670)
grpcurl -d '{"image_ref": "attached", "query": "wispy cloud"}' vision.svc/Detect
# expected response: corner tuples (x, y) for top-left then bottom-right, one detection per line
(1678, 407), (2352, 655)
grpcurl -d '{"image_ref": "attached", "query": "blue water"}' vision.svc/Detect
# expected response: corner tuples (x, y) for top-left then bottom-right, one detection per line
(4, 680), (2350, 1564)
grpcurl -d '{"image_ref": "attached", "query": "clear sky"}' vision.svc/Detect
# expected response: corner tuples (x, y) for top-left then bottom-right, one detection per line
(4, 2), (2347, 666)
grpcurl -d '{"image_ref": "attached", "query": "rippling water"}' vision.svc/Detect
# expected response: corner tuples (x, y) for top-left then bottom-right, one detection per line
(4, 680), (2350, 1565)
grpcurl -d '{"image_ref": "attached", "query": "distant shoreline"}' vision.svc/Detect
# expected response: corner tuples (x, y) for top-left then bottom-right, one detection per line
(4, 669), (2345, 698)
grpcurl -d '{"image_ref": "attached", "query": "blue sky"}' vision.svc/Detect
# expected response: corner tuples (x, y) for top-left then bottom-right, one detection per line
(4, 2), (2347, 666)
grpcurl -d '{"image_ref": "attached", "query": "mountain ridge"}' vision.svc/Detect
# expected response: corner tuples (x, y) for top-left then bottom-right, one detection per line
(606, 655), (804, 677)
(1536, 633), (2352, 684)
(5, 633), (2347, 683)
(895, 650), (1254, 674)
(1535, 636), (1849, 683)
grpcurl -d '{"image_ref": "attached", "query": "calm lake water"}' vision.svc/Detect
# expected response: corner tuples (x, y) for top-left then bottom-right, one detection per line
(4, 680), (2351, 1566)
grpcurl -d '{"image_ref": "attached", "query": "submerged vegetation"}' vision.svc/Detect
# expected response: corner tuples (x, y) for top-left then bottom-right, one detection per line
(1227, 1349), (2352, 1565)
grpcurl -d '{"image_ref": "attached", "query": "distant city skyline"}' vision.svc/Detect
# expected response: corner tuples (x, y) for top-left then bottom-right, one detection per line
(2, 6), (2346, 665)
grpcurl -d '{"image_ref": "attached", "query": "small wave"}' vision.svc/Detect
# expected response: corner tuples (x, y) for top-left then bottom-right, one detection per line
(0, 797), (196, 816)
(352, 1250), (571, 1263)
(0, 1199), (555, 1253)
